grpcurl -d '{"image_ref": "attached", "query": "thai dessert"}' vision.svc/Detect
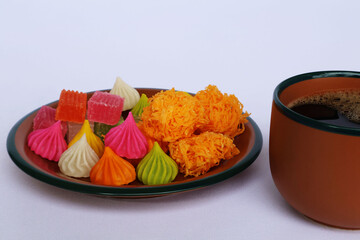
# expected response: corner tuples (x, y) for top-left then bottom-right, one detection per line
(27, 79), (249, 186)
(58, 134), (99, 178)
(90, 147), (136, 186)
(110, 77), (140, 111)
(28, 121), (67, 162)
(137, 142), (178, 185)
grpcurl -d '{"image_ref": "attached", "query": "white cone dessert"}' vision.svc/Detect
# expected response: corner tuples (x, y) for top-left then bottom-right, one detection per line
(110, 77), (140, 111)
(58, 134), (99, 178)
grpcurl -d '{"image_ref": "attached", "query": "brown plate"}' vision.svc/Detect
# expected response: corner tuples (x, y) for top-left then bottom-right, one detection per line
(7, 88), (262, 198)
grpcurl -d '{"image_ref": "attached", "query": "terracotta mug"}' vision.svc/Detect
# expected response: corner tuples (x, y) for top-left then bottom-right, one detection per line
(270, 71), (360, 229)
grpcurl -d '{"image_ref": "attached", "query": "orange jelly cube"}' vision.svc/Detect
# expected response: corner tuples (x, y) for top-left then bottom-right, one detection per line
(55, 90), (87, 123)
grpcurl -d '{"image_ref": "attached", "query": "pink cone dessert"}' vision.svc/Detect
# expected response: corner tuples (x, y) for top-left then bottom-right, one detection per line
(33, 105), (67, 137)
(28, 121), (68, 162)
(105, 112), (148, 160)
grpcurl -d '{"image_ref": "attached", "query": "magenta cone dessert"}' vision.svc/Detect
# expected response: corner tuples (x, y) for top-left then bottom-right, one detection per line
(27, 121), (67, 162)
(105, 112), (148, 160)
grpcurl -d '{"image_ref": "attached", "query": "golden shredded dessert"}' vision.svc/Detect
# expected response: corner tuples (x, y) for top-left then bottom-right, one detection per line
(168, 132), (240, 177)
(141, 88), (206, 143)
(195, 85), (250, 138)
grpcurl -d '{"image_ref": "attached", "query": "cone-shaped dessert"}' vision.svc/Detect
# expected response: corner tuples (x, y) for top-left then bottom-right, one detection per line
(136, 142), (178, 185)
(90, 147), (136, 186)
(27, 121), (67, 162)
(58, 134), (99, 178)
(131, 93), (149, 121)
(68, 120), (104, 158)
(109, 77), (140, 111)
(105, 112), (148, 160)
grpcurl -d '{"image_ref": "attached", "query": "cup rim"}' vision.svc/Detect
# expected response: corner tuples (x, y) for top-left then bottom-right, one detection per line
(273, 70), (360, 136)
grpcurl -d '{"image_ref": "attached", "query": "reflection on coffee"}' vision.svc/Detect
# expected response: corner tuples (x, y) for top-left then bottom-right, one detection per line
(288, 90), (360, 128)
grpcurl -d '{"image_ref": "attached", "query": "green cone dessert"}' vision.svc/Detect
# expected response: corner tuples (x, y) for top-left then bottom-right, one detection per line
(131, 93), (150, 122)
(136, 142), (178, 185)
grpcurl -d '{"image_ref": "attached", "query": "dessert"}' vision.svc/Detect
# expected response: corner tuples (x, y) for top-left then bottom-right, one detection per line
(87, 91), (124, 125)
(141, 88), (206, 142)
(33, 105), (67, 137)
(28, 82), (249, 185)
(131, 93), (149, 121)
(168, 132), (240, 177)
(28, 121), (67, 162)
(110, 77), (140, 111)
(105, 112), (148, 161)
(90, 147), (136, 186)
(195, 85), (250, 138)
(55, 89), (87, 123)
(68, 120), (104, 158)
(137, 142), (178, 185)
(58, 134), (99, 177)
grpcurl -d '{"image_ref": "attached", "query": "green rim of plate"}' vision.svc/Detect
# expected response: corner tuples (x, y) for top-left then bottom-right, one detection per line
(6, 102), (263, 197)
(273, 70), (360, 136)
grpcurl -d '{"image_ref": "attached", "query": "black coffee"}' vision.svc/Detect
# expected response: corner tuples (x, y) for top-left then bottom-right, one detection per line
(288, 90), (360, 128)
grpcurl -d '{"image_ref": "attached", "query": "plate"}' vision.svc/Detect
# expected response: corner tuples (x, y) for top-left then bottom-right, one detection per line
(7, 88), (263, 198)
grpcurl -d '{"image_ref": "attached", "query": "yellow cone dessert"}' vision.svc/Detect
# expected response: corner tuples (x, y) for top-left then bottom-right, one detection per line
(68, 120), (104, 158)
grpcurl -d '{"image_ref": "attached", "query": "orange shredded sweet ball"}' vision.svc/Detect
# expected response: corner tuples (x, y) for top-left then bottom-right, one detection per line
(168, 132), (240, 177)
(195, 85), (250, 138)
(141, 88), (206, 143)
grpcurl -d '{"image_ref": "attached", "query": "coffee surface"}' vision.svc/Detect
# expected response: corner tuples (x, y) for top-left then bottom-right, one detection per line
(288, 90), (360, 127)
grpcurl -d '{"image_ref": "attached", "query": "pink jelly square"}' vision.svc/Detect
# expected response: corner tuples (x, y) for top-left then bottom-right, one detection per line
(33, 105), (67, 137)
(87, 91), (124, 125)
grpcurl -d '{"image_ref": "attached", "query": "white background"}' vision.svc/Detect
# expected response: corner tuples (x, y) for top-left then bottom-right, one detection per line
(1, 0), (360, 239)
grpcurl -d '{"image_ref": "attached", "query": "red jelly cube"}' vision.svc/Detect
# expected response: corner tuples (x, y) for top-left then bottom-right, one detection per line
(55, 90), (87, 123)
(33, 105), (68, 137)
(87, 91), (124, 125)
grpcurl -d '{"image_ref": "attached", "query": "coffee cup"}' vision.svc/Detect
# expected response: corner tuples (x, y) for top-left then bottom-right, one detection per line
(270, 71), (360, 229)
